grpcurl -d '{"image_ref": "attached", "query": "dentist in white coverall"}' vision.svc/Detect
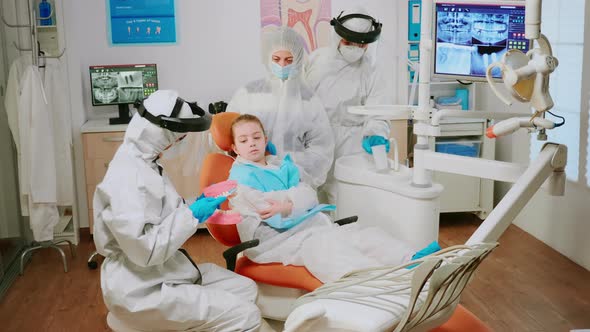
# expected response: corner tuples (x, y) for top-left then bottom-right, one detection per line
(306, 7), (392, 204)
(93, 90), (261, 331)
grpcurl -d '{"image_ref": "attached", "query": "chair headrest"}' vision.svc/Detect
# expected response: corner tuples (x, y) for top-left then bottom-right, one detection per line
(211, 112), (240, 152)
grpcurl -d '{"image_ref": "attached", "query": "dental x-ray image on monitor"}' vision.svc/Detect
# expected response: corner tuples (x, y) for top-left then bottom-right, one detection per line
(433, 1), (529, 81)
(89, 64), (158, 106)
(89, 63), (159, 124)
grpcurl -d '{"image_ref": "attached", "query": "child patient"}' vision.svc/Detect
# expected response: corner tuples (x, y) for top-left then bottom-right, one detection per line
(228, 114), (438, 283)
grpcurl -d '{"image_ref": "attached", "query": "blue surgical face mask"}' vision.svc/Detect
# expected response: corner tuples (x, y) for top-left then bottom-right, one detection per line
(271, 62), (293, 80)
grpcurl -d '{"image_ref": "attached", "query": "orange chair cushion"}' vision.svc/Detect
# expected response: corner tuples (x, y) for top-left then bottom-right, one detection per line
(235, 256), (323, 292)
(210, 112), (240, 152)
(430, 304), (492, 332)
(199, 153), (234, 193)
(199, 151), (241, 247)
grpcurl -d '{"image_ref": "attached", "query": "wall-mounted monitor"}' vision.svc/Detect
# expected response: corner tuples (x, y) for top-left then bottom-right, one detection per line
(432, 0), (529, 81)
(89, 63), (158, 124)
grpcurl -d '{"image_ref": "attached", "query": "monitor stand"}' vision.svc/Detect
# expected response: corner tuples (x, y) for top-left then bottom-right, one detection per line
(109, 104), (132, 125)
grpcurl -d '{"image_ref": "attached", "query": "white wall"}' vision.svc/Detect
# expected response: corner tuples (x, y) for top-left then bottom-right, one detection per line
(63, 0), (402, 228)
(493, 2), (590, 270)
(495, 130), (590, 271)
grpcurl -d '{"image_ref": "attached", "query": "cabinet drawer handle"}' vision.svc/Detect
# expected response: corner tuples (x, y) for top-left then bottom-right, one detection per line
(102, 137), (124, 142)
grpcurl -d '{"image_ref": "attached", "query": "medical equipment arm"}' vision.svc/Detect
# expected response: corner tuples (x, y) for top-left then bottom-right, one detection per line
(94, 185), (198, 268)
(486, 117), (555, 138)
(467, 143), (566, 244)
(525, 0), (542, 39)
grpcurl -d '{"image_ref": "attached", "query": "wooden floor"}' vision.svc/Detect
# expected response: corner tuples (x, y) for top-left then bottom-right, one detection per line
(1, 213), (589, 332)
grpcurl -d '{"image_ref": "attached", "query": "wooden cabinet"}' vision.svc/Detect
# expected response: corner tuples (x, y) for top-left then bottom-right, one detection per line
(81, 126), (126, 234)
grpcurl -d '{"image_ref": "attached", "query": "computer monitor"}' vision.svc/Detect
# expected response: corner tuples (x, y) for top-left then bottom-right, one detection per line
(89, 63), (159, 124)
(432, 0), (529, 81)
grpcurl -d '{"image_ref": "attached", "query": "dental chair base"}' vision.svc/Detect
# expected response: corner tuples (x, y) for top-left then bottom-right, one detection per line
(334, 154), (443, 249)
(257, 283), (308, 320)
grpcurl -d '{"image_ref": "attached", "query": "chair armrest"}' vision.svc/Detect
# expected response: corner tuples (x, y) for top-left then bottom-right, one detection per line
(223, 239), (260, 271)
(334, 215), (358, 226)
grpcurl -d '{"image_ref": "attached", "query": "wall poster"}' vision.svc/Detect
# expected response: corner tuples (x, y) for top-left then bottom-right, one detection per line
(109, 0), (176, 45)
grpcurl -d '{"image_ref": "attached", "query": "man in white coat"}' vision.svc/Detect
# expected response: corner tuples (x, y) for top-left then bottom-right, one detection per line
(93, 90), (261, 331)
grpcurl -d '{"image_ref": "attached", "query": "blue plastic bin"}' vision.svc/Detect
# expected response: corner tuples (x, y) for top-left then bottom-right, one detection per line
(435, 141), (481, 157)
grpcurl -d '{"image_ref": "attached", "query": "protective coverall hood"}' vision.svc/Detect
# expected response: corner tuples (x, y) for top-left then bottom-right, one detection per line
(262, 26), (305, 80)
(124, 90), (205, 160)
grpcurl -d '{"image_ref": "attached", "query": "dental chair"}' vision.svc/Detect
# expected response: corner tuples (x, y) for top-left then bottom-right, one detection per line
(200, 112), (330, 320)
(201, 112), (493, 331)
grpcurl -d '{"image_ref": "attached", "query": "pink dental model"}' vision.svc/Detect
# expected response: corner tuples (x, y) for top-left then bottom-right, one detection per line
(202, 180), (242, 225)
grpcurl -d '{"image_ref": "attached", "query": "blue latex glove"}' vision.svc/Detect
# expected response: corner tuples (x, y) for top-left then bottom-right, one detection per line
(189, 194), (227, 223)
(411, 241), (442, 260)
(266, 141), (277, 155)
(406, 241), (442, 270)
(362, 136), (390, 154)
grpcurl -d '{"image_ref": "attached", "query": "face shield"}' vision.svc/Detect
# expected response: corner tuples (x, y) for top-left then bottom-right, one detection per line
(331, 11), (382, 64)
(331, 12), (382, 45)
(135, 97), (212, 134)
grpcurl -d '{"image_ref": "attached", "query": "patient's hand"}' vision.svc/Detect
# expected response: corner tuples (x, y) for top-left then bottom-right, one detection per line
(257, 199), (293, 220)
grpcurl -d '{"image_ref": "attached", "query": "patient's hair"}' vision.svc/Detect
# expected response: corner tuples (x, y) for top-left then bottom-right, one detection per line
(230, 114), (266, 143)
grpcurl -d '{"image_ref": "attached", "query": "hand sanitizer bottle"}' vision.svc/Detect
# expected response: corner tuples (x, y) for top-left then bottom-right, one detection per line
(39, 0), (53, 26)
